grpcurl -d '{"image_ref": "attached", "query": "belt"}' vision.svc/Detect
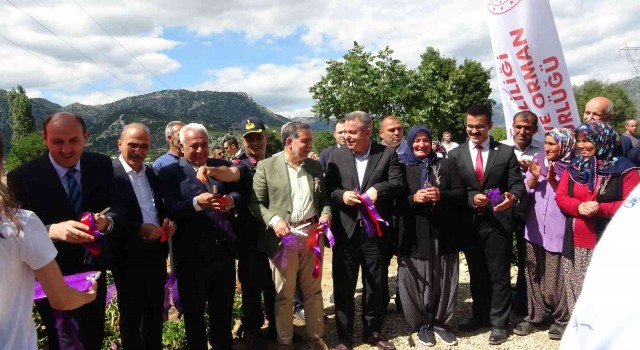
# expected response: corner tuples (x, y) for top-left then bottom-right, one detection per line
(289, 216), (319, 227)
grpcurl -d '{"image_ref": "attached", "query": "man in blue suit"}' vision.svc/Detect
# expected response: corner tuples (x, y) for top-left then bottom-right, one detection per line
(159, 123), (241, 350)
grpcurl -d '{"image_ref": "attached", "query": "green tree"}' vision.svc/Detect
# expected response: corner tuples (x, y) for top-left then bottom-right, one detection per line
(266, 128), (283, 156)
(406, 48), (492, 141)
(7, 85), (35, 142)
(5, 132), (46, 172)
(312, 130), (335, 154)
(573, 79), (638, 132)
(490, 125), (508, 142)
(309, 43), (492, 141)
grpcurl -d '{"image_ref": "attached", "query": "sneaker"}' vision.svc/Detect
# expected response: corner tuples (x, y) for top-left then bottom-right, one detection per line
(433, 326), (458, 346)
(418, 325), (435, 347)
(513, 321), (539, 336)
(548, 323), (565, 340)
(294, 307), (306, 321)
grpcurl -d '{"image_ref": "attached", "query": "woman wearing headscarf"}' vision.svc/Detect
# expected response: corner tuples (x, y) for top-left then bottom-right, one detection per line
(396, 125), (466, 347)
(0, 135), (97, 350)
(556, 121), (639, 315)
(514, 128), (575, 340)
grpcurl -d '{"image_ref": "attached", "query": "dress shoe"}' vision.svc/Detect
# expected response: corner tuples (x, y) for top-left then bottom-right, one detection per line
(310, 337), (329, 350)
(458, 318), (491, 332)
(364, 332), (396, 350)
(266, 325), (304, 343)
(488, 327), (508, 345)
(335, 343), (351, 350)
(247, 331), (267, 350)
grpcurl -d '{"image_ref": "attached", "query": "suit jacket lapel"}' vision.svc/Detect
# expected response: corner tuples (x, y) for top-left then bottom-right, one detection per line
(113, 160), (137, 204)
(180, 158), (208, 194)
(461, 144), (481, 188)
(361, 144), (383, 190)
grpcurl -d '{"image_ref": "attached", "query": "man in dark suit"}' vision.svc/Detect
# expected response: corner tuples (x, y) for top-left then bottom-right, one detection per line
(325, 111), (405, 350)
(159, 123), (240, 350)
(319, 118), (346, 172)
(447, 105), (525, 345)
(111, 123), (176, 349)
(8, 112), (119, 350)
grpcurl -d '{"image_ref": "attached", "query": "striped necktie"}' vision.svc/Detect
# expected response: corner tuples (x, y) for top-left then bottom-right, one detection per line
(65, 168), (82, 214)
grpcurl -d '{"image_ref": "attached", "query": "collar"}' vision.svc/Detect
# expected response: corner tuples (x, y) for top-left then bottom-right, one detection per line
(49, 153), (81, 178)
(353, 141), (373, 160)
(502, 137), (543, 152)
(284, 153), (305, 169)
(468, 137), (491, 151)
(118, 155), (146, 174)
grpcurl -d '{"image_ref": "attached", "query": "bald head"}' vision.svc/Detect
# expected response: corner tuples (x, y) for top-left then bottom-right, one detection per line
(118, 123), (151, 172)
(42, 112), (89, 168)
(583, 96), (613, 122)
(379, 115), (403, 148)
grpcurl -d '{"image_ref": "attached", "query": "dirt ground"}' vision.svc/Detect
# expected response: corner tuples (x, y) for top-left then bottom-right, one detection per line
(230, 250), (561, 350)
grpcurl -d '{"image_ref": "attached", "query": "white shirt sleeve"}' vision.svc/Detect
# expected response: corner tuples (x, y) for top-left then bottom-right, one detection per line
(20, 210), (57, 270)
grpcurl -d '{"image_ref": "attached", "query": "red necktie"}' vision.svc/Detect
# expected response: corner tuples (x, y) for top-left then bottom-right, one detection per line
(475, 144), (484, 185)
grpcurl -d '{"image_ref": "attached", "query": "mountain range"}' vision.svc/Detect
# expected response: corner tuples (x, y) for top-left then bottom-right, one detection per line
(1, 76), (639, 153)
(0, 89), (291, 153)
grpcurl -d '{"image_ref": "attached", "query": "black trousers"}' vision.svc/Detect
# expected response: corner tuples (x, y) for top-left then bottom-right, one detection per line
(462, 221), (513, 328)
(237, 244), (276, 331)
(333, 228), (389, 345)
(36, 268), (107, 350)
(175, 246), (236, 350)
(112, 257), (166, 350)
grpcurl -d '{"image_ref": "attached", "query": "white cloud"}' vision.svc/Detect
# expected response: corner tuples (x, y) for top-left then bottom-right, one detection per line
(276, 107), (315, 119)
(51, 90), (137, 106)
(1, 0), (639, 116)
(191, 57), (326, 111)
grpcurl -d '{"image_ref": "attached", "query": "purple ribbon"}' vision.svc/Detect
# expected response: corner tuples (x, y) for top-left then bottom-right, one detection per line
(320, 220), (335, 247)
(312, 228), (322, 279)
(34, 271), (100, 350)
(163, 272), (183, 321)
(106, 284), (117, 305)
(205, 210), (236, 241)
(486, 188), (505, 207)
(53, 310), (84, 350)
(34, 271), (99, 300)
(356, 191), (389, 238)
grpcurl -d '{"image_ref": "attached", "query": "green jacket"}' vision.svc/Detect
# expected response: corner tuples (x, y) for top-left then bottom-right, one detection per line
(250, 153), (332, 257)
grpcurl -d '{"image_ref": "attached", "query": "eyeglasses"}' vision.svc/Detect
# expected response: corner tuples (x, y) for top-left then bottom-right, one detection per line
(465, 124), (487, 131)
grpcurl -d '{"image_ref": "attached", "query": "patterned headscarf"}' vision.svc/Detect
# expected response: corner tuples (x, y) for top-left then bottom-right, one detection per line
(568, 121), (635, 192)
(398, 125), (438, 187)
(546, 127), (576, 163)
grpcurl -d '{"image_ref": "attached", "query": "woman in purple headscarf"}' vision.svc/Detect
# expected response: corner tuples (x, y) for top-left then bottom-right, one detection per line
(556, 121), (639, 323)
(396, 125), (466, 347)
(514, 127), (575, 340)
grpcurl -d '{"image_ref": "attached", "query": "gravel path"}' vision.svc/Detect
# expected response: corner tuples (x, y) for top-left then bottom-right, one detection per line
(235, 250), (561, 350)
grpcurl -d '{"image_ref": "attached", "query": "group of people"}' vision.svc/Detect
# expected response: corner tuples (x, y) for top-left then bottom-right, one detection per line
(1, 94), (638, 350)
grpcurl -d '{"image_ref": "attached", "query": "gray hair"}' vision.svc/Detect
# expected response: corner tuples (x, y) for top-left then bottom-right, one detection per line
(164, 121), (184, 138)
(625, 118), (638, 126)
(179, 123), (208, 144)
(603, 100), (614, 117)
(281, 121), (311, 144)
(345, 111), (372, 130)
(120, 122), (151, 139)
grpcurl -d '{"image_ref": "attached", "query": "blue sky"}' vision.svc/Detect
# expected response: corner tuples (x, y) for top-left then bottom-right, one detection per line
(1, 0), (638, 118)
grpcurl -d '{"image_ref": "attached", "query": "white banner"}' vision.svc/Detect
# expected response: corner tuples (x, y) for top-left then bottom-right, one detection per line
(487, 0), (580, 140)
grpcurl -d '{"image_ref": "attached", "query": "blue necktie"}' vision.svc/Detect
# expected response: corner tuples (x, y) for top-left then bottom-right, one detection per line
(65, 168), (82, 214)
